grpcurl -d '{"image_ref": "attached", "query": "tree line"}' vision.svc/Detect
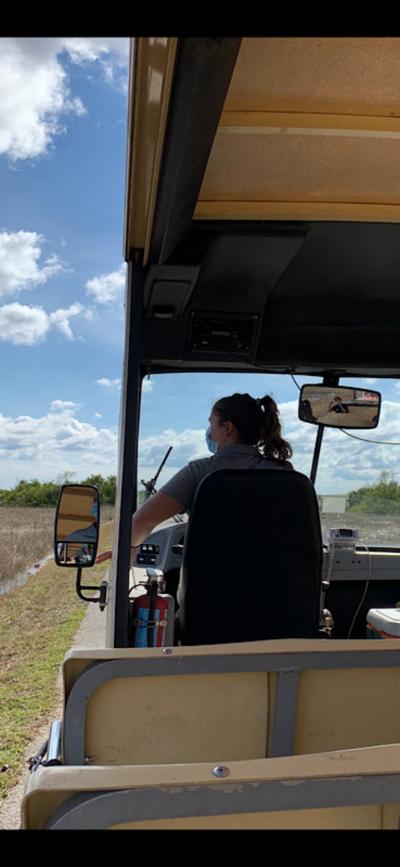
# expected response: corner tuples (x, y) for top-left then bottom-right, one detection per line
(346, 472), (400, 515)
(0, 475), (117, 507)
(1, 470), (399, 514)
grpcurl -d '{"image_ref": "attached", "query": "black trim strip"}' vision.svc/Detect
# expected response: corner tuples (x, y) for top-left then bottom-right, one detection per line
(113, 254), (145, 646)
(149, 37), (241, 265)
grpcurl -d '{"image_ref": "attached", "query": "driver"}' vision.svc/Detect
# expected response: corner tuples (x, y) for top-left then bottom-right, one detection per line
(129, 393), (293, 559)
(328, 395), (349, 413)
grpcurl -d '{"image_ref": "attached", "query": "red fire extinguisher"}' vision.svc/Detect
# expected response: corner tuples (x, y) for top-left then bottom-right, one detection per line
(130, 570), (175, 648)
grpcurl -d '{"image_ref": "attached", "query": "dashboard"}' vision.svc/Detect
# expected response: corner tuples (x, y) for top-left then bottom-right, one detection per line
(131, 517), (188, 594)
(130, 520), (400, 637)
(132, 516), (400, 583)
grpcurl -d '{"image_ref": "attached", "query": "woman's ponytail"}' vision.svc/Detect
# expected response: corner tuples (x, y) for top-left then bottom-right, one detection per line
(257, 395), (293, 466)
(212, 392), (293, 467)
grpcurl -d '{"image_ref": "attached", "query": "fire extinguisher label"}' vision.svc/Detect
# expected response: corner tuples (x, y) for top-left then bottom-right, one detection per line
(135, 607), (160, 647)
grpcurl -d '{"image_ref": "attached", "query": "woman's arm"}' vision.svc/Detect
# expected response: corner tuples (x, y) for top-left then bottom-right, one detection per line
(131, 490), (184, 550)
(95, 492), (184, 564)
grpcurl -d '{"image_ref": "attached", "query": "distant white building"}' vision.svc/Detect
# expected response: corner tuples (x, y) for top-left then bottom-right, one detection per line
(318, 494), (349, 514)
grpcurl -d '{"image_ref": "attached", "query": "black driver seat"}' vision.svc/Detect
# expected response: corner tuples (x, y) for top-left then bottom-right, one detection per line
(177, 468), (323, 645)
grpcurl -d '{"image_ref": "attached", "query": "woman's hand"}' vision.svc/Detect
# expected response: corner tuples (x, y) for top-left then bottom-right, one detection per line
(96, 549), (112, 564)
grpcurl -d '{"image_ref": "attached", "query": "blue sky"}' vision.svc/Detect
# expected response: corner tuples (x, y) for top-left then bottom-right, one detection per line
(0, 38), (128, 487)
(2, 37), (400, 495)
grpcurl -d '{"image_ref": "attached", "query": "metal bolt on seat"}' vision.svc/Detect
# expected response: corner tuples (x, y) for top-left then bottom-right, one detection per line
(212, 765), (230, 778)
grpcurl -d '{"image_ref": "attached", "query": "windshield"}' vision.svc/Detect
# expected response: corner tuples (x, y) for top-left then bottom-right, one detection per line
(139, 373), (400, 548)
(315, 378), (400, 548)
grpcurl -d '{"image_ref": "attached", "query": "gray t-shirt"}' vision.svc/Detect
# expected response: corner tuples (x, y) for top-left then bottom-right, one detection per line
(160, 443), (292, 515)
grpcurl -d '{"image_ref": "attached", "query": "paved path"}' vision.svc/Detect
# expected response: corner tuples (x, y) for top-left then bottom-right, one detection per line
(0, 603), (106, 830)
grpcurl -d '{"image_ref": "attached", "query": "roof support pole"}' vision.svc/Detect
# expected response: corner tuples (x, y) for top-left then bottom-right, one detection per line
(106, 252), (145, 647)
(309, 374), (339, 487)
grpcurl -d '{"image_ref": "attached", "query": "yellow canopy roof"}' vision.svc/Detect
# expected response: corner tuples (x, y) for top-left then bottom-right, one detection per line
(198, 37), (400, 223)
(125, 38), (400, 262)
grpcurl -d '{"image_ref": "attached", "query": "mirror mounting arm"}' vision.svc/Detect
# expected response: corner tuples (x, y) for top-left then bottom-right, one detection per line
(310, 424), (324, 487)
(309, 374), (340, 486)
(76, 568), (107, 610)
(323, 372), (340, 388)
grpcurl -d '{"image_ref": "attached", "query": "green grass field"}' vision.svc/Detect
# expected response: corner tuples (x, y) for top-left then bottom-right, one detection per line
(0, 521), (113, 799)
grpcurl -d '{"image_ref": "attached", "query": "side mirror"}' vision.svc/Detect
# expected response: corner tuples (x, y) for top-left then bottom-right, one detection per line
(298, 385), (381, 429)
(54, 484), (100, 567)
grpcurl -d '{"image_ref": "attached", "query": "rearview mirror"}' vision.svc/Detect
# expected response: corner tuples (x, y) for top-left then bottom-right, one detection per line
(54, 484), (100, 567)
(298, 385), (381, 429)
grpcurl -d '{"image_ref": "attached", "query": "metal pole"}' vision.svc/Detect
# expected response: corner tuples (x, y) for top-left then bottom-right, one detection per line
(112, 251), (144, 646)
(310, 425), (325, 486)
(309, 373), (339, 487)
(46, 720), (62, 765)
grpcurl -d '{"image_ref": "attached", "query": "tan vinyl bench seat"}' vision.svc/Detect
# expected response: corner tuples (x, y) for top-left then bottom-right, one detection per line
(22, 744), (400, 829)
(61, 639), (400, 766)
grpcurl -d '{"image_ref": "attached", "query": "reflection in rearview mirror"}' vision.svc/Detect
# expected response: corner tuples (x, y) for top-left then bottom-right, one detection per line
(54, 484), (100, 567)
(299, 385), (381, 429)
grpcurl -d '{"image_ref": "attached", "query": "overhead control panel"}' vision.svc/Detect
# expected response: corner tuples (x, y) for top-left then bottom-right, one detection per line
(185, 312), (260, 362)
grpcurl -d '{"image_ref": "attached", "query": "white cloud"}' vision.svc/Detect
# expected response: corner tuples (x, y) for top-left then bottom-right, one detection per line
(94, 412), (102, 419)
(0, 301), (88, 345)
(95, 377), (154, 393)
(82, 308), (95, 321)
(0, 39), (84, 162)
(0, 402), (119, 488)
(49, 303), (84, 339)
(61, 38), (129, 94)
(139, 428), (209, 470)
(0, 231), (77, 343)
(0, 37), (129, 163)
(0, 231), (63, 298)
(86, 265), (125, 305)
(51, 400), (80, 412)
(0, 303), (50, 345)
(62, 37), (129, 65)
(96, 377), (121, 390)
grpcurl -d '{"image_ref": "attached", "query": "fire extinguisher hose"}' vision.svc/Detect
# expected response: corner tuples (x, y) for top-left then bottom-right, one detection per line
(147, 580), (158, 648)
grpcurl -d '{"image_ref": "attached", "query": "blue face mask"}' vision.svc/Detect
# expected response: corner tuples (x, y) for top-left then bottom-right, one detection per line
(205, 426), (218, 454)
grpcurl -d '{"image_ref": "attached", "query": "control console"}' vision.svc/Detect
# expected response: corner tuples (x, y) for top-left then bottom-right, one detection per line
(136, 543), (160, 565)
